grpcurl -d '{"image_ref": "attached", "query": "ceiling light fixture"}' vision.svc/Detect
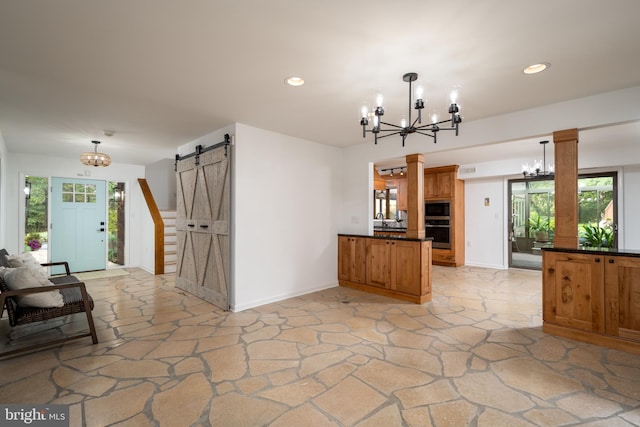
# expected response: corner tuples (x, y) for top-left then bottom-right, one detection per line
(380, 167), (406, 177)
(80, 140), (112, 167)
(286, 76), (305, 86)
(522, 140), (554, 178)
(523, 63), (550, 75)
(360, 72), (462, 146)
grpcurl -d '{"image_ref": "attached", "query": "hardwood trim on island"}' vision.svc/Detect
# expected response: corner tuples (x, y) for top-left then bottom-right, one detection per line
(338, 234), (432, 304)
(542, 247), (640, 355)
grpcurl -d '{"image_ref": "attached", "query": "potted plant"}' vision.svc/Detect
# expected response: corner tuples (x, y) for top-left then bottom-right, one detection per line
(580, 223), (614, 248)
(529, 215), (551, 242)
(25, 233), (42, 251)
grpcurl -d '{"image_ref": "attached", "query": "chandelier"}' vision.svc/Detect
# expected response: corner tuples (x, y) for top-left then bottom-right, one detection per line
(80, 140), (112, 167)
(360, 72), (462, 146)
(522, 140), (554, 178)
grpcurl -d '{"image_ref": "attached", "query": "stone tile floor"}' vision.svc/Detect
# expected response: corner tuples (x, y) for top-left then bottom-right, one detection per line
(0, 266), (639, 426)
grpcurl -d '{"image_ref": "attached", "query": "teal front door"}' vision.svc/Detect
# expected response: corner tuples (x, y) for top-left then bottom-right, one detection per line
(50, 178), (107, 273)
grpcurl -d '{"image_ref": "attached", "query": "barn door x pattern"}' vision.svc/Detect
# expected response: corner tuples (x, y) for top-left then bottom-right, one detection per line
(175, 136), (231, 310)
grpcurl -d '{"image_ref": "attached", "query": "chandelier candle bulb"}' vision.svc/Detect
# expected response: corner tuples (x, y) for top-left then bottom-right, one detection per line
(359, 73), (464, 145)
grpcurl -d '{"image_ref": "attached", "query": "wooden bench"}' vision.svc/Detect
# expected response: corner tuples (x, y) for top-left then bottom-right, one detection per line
(0, 250), (98, 357)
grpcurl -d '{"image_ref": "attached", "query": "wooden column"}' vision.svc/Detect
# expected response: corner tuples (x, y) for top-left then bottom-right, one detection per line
(553, 128), (579, 248)
(406, 153), (425, 239)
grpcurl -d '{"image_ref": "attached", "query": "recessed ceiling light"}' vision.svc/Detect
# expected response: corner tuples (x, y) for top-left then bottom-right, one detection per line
(286, 76), (304, 86)
(523, 63), (550, 75)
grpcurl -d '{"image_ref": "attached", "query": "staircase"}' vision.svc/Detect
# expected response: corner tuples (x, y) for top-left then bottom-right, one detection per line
(161, 211), (177, 274)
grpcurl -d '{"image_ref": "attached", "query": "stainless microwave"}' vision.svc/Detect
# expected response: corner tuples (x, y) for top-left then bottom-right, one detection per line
(425, 200), (451, 218)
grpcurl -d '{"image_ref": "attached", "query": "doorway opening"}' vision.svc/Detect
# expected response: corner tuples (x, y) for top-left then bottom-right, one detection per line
(24, 176), (49, 264)
(508, 172), (617, 270)
(108, 182), (125, 266)
(22, 176), (126, 269)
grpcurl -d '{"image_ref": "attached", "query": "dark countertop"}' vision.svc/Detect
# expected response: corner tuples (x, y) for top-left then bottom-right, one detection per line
(542, 246), (640, 258)
(339, 233), (433, 242)
(373, 227), (406, 232)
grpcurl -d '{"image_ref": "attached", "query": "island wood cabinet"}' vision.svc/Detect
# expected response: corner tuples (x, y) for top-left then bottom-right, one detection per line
(424, 165), (465, 267)
(543, 250), (640, 354)
(338, 236), (366, 284)
(604, 255), (640, 342)
(338, 235), (432, 304)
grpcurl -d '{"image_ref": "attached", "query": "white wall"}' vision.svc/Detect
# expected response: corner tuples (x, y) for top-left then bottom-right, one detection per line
(621, 165), (640, 249)
(3, 153), (146, 268)
(233, 124), (342, 310)
(177, 123), (343, 311)
(145, 158), (176, 211)
(463, 178), (507, 269)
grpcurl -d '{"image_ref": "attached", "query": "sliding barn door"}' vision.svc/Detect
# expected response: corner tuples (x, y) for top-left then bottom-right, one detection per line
(176, 145), (230, 310)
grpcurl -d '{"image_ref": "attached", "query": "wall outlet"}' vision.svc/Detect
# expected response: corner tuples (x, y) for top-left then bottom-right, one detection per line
(351, 216), (359, 224)
(467, 241), (472, 247)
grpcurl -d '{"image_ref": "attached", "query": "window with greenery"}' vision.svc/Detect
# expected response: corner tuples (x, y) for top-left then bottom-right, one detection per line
(108, 182), (125, 265)
(24, 176), (48, 252)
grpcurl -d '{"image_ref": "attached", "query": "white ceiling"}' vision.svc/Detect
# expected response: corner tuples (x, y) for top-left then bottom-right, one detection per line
(1, 0), (640, 166)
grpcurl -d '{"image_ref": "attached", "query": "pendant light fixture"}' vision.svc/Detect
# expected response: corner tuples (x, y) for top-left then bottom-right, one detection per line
(80, 140), (112, 167)
(360, 72), (463, 146)
(522, 140), (554, 178)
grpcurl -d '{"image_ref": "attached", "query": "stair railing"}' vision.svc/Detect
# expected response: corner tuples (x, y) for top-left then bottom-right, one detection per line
(137, 178), (164, 275)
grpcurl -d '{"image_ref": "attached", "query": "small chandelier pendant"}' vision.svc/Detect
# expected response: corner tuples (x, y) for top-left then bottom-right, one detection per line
(80, 140), (112, 167)
(360, 72), (463, 146)
(522, 140), (554, 178)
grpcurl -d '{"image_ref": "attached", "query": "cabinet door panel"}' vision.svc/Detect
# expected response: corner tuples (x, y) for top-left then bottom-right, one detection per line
(390, 241), (421, 295)
(543, 252), (604, 333)
(605, 256), (640, 341)
(352, 238), (367, 284)
(424, 174), (436, 199)
(435, 172), (453, 198)
(366, 240), (391, 288)
(337, 236), (351, 282)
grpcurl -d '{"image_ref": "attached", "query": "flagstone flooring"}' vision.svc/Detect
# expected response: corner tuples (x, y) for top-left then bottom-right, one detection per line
(1, 266), (639, 426)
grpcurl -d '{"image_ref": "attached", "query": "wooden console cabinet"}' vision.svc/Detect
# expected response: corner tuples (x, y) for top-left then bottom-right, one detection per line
(424, 165), (465, 267)
(338, 235), (432, 304)
(542, 248), (640, 354)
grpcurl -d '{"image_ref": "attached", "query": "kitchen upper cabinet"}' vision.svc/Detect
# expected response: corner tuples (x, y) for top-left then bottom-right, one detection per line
(424, 167), (456, 200)
(338, 236), (366, 284)
(385, 177), (407, 212)
(424, 165), (465, 267)
(396, 177), (407, 211)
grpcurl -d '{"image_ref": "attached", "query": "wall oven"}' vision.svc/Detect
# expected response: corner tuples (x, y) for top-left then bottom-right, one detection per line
(425, 200), (452, 249)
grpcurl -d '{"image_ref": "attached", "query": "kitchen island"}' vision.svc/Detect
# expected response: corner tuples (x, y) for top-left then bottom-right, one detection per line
(338, 234), (432, 304)
(542, 246), (640, 354)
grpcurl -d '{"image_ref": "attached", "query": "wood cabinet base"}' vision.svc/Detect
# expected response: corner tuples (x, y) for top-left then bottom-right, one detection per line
(543, 322), (640, 355)
(338, 279), (431, 304)
(542, 249), (640, 355)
